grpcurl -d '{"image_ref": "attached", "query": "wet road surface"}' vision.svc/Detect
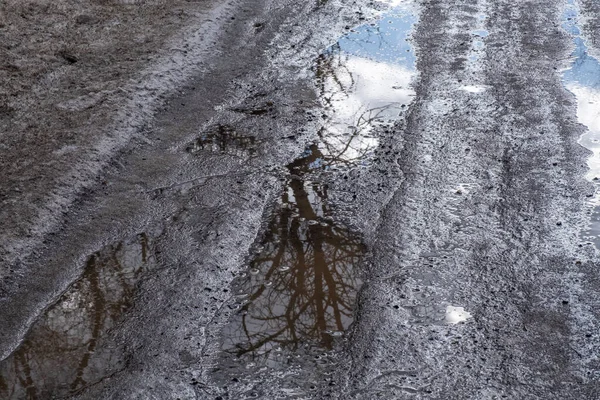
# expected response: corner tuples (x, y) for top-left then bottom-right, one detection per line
(2, 0), (600, 398)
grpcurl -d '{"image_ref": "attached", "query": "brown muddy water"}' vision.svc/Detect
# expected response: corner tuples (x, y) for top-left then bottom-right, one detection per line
(220, 145), (365, 366)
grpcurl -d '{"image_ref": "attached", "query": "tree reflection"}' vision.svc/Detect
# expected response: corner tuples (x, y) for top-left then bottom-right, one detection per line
(186, 124), (258, 158)
(315, 44), (354, 108)
(221, 146), (364, 363)
(0, 234), (153, 399)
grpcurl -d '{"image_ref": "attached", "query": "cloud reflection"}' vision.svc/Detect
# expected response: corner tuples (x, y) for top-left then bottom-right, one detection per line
(315, 2), (417, 168)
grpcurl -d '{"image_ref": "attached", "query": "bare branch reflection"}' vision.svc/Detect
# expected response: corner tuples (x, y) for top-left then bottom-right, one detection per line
(315, 44), (355, 108)
(186, 124), (258, 159)
(315, 46), (407, 170)
(0, 234), (153, 399)
(221, 146), (364, 364)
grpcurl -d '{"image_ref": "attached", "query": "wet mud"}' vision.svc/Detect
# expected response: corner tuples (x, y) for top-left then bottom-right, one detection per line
(330, 0), (600, 397)
(0, 234), (154, 399)
(1, 0), (380, 398)
(4, 0), (600, 398)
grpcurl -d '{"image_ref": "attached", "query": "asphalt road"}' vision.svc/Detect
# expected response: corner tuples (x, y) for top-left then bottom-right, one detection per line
(2, 0), (600, 399)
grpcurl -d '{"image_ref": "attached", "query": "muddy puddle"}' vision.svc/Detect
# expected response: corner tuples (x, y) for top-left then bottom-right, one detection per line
(213, 1), (418, 396)
(213, 150), (369, 396)
(220, 145), (364, 367)
(562, 0), (600, 249)
(0, 234), (154, 399)
(186, 124), (259, 158)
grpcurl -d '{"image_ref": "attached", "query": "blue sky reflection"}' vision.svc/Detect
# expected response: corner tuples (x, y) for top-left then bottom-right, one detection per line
(316, 1), (417, 167)
(562, 0), (600, 246)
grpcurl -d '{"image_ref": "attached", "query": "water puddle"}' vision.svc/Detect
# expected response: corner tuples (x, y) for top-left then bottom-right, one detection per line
(562, 0), (600, 248)
(467, 14), (488, 67)
(314, 0), (417, 169)
(0, 234), (154, 399)
(459, 85), (486, 93)
(186, 124), (258, 158)
(214, 0), (419, 395)
(405, 287), (473, 326)
(220, 146), (364, 368)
